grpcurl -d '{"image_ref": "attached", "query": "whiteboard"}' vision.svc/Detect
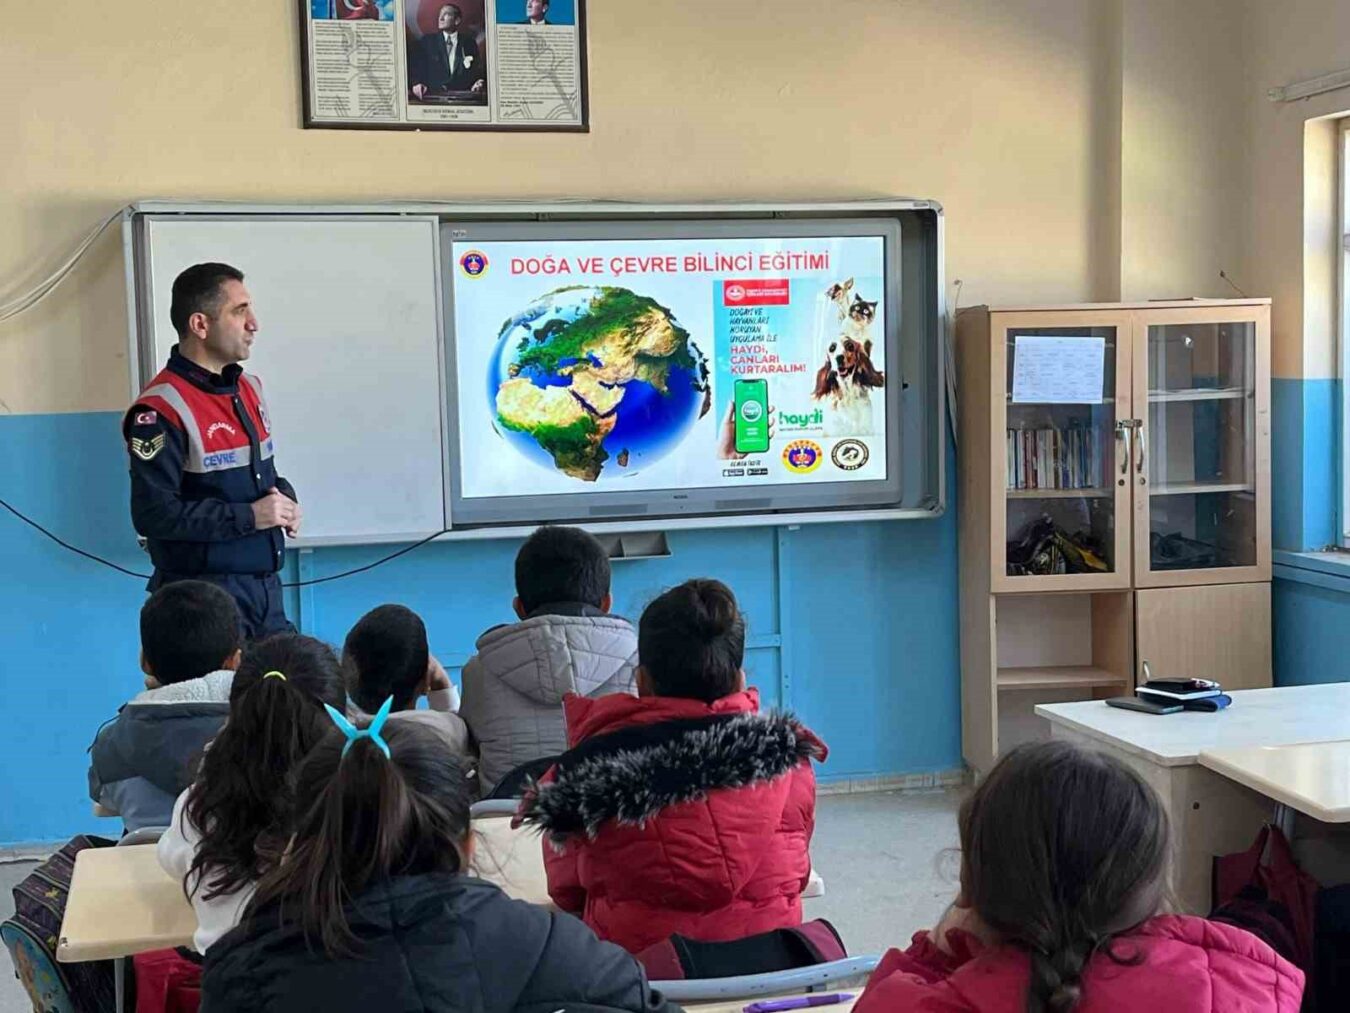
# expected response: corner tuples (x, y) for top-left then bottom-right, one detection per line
(136, 216), (446, 543)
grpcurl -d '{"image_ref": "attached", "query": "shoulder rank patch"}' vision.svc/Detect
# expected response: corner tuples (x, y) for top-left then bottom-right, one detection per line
(129, 434), (166, 461)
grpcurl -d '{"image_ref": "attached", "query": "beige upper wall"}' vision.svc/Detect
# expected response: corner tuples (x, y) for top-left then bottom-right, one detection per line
(1244, 0), (1350, 379)
(1120, 0), (1248, 303)
(0, 0), (1127, 415)
(0, 0), (1270, 413)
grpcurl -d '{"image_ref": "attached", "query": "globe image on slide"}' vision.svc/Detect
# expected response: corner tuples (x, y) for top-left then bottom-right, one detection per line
(488, 286), (711, 481)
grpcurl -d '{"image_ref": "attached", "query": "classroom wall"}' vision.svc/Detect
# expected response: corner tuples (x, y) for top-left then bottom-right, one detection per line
(1240, 0), (1350, 686)
(0, 1), (1271, 844)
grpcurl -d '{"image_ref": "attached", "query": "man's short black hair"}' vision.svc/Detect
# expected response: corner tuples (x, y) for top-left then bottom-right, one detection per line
(514, 525), (611, 614)
(638, 579), (745, 703)
(169, 263), (244, 338)
(343, 604), (430, 713)
(141, 580), (242, 685)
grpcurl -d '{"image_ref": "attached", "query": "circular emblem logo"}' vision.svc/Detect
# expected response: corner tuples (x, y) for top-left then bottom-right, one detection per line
(831, 439), (870, 471)
(459, 250), (488, 277)
(725, 284), (746, 303)
(739, 399), (763, 422)
(782, 439), (823, 474)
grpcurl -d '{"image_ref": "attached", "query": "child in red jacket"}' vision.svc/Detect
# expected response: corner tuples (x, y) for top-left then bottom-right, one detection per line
(854, 739), (1304, 1013)
(518, 578), (827, 954)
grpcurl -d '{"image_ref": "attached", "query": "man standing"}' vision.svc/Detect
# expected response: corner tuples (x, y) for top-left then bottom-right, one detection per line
(124, 263), (300, 639)
(410, 4), (486, 99)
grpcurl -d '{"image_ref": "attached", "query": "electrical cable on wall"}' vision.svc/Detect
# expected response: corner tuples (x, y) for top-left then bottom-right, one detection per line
(0, 494), (454, 588)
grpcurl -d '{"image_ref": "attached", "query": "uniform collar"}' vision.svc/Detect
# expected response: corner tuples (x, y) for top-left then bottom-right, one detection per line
(168, 345), (242, 394)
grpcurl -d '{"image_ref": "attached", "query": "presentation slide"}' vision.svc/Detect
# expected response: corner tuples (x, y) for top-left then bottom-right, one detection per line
(449, 235), (891, 501)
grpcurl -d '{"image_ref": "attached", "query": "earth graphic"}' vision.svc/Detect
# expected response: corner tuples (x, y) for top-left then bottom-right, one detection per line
(488, 286), (711, 481)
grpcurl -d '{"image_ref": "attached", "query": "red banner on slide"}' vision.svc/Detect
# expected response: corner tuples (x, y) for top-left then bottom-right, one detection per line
(722, 279), (790, 306)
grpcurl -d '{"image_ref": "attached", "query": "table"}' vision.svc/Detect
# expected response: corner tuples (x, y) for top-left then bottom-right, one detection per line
(1036, 683), (1350, 913)
(1200, 741), (1350, 824)
(57, 815), (551, 964)
(685, 996), (858, 1012)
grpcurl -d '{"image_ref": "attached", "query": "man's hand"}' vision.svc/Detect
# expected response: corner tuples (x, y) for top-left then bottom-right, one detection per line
(284, 499), (303, 539)
(715, 399), (776, 460)
(412, 83), (428, 99)
(471, 78), (485, 93)
(252, 488), (298, 532)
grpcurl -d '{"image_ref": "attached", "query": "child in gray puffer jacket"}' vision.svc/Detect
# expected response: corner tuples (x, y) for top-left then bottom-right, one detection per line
(460, 525), (637, 797)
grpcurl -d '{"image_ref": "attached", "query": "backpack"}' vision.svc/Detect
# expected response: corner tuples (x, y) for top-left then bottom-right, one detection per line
(2, 835), (118, 1013)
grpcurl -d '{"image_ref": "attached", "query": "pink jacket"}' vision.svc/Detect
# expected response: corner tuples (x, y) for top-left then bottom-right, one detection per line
(854, 915), (1304, 1013)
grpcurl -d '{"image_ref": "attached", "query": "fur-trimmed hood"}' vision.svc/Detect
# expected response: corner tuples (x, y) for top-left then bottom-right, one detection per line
(519, 694), (826, 842)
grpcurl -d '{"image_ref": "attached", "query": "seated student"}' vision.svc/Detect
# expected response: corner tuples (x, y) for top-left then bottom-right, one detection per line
(519, 578), (828, 955)
(200, 714), (679, 1012)
(459, 525), (638, 797)
(342, 603), (472, 762)
(157, 633), (346, 955)
(854, 739), (1305, 1013)
(88, 580), (242, 831)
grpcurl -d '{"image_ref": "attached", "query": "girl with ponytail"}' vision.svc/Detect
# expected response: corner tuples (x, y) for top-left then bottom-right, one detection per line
(157, 633), (346, 954)
(518, 578), (828, 956)
(201, 711), (678, 1012)
(854, 740), (1304, 1013)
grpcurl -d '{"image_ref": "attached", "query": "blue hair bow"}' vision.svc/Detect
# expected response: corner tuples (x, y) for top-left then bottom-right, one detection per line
(323, 696), (393, 759)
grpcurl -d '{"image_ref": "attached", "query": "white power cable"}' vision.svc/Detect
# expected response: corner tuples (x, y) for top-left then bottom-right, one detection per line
(0, 205), (126, 323)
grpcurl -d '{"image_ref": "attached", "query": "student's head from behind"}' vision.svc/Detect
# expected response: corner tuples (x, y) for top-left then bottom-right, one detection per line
(184, 634), (347, 902)
(513, 525), (612, 618)
(343, 604), (429, 714)
(958, 740), (1169, 1013)
(140, 580), (242, 688)
(637, 579), (746, 703)
(248, 719), (473, 956)
(169, 262), (255, 368)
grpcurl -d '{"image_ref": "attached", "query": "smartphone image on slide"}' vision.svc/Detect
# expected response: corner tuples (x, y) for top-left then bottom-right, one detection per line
(734, 378), (771, 455)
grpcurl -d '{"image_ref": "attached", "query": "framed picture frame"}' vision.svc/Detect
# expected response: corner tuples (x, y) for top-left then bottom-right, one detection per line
(299, 0), (589, 131)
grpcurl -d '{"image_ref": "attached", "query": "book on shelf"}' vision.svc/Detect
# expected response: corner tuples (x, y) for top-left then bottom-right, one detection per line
(1006, 422), (1099, 493)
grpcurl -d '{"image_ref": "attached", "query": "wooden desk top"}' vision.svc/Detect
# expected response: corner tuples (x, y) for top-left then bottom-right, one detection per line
(58, 816), (551, 963)
(1199, 740), (1350, 823)
(58, 844), (192, 963)
(1036, 684), (1350, 767)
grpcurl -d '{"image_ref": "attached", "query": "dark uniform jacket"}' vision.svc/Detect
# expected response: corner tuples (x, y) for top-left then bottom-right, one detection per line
(124, 349), (295, 579)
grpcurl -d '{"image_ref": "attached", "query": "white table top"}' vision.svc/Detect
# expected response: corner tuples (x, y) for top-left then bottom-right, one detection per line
(1035, 684), (1350, 767)
(1199, 741), (1350, 823)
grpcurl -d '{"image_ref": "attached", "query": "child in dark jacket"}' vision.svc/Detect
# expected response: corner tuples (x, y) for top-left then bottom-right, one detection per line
(519, 579), (827, 955)
(88, 580), (242, 831)
(854, 740), (1304, 1013)
(201, 714), (677, 1013)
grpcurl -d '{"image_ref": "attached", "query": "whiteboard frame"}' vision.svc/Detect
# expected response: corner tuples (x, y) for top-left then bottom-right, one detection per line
(125, 199), (945, 545)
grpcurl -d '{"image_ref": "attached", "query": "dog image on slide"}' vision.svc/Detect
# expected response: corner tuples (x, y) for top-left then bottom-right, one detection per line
(813, 279), (885, 437)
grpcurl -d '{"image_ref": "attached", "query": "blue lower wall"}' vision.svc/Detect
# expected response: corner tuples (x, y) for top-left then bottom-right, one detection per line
(1271, 378), (1338, 552)
(0, 411), (960, 846)
(1273, 566), (1350, 687)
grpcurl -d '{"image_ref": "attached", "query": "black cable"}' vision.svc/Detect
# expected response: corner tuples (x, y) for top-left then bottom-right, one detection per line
(0, 494), (451, 588)
(281, 529), (452, 588)
(0, 496), (152, 579)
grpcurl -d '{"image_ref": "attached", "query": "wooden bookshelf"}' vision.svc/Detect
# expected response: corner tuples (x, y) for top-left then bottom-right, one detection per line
(957, 301), (1272, 774)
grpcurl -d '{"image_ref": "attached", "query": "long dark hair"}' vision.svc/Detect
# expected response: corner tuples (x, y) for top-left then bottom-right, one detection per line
(246, 718), (473, 957)
(958, 740), (1169, 1013)
(182, 634), (345, 902)
(638, 578), (745, 702)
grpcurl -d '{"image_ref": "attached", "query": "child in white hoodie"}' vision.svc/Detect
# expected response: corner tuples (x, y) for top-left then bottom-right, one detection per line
(157, 633), (346, 954)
